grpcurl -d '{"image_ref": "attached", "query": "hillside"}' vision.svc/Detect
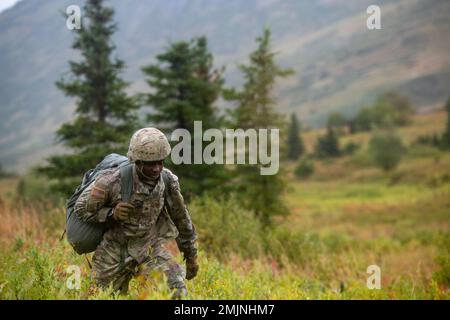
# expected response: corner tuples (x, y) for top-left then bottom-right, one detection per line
(1, 0), (449, 172)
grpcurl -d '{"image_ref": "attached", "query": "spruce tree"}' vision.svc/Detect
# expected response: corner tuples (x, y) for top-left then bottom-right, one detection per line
(287, 113), (304, 160)
(444, 96), (450, 149)
(38, 0), (139, 196)
(142, 37), (228, 197)
(315, 125), (341, 158)
(225, 28), (293, 227)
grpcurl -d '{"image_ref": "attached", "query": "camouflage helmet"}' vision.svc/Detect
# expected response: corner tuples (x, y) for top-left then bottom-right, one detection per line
(127, 128), (171, 162)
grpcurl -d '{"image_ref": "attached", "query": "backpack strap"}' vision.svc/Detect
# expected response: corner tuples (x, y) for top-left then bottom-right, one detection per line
(161, 170), (170, 201)
(120, 164), (134, 203)
(120, 165), (170, 204)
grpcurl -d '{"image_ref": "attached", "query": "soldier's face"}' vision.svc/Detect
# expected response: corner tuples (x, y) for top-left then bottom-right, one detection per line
(137, 160), (164, 180)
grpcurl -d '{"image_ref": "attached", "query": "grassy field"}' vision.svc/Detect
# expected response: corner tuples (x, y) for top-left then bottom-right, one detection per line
(0, 111), (449, 299)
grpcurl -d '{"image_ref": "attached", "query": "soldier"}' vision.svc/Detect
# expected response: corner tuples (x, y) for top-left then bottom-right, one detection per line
(74, 128), (199, 298)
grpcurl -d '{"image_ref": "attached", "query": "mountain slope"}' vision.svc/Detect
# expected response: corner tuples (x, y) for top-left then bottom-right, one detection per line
(0, 0), (449, 172)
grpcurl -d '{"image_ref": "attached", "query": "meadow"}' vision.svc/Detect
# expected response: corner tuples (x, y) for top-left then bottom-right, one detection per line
(0, 111), (448, 299)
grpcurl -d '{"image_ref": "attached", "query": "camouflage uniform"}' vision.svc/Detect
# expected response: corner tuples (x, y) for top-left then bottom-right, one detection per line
(74, 165), (197, 294)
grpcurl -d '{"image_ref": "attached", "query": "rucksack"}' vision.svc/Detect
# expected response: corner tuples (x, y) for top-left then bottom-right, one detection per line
(65, 153), (170, 255)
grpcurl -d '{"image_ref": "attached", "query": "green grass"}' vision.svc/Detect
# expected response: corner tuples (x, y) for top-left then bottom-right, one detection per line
(0, 240), (447, 300)
(0, 111), (449, 299)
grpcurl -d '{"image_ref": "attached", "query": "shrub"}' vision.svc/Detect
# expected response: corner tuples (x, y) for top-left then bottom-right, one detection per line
(342, 141), (360, 155)
(369, 131), (406, 171)
(433, 233), (450, 287)
(294, 159), (315, 179)
(189, 194), (264, 260)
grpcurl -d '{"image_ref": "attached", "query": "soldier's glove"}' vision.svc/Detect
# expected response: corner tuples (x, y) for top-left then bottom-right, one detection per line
(185, 256), (199, 280)
(113, 202), (134, 221)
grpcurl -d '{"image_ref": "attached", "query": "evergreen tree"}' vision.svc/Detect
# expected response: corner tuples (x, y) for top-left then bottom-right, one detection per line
(225, 29), (293, 227)
(0, 163), (8, 178)
(287, 113), (304, 160)
(443, 96), (450, 149)
(38, 0), (139, 196)
(142, 37), (228, 197)
(315, 125), (341, 158)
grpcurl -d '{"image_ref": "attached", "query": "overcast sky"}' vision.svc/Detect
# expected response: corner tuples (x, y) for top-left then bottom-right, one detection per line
(0, 0), (21, 14)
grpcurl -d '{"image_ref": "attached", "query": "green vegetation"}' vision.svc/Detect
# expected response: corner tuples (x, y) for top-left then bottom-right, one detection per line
(1, 1), (449, 300)
(1, 111), (449, 300)
(351, 92), (414, 133)
(0, 163), (15, 179)
(294, 158), (314, 179)
(443, 96), (450, 149)
(414, 96), (450, 150)
(314, 126), (341, 159)
(141, 36), (227, 197)
(225, 29), (293, 227)
(369, 130), (406, 172)
(327, 112), (348, 134)
(287, 113), (305, 160)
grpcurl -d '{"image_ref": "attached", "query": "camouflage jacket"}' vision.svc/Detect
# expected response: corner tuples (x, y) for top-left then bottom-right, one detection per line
(74, 166), (197, 260)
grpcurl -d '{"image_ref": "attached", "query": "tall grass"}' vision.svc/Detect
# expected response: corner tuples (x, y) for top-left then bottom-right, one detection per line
(0, 112), (449, 299)
(0, 177), (449, 299)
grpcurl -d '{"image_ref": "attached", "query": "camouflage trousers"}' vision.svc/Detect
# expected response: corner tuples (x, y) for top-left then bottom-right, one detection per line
(92, 237), (186, 295)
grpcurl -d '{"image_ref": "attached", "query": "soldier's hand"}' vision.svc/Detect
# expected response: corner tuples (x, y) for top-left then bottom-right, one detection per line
(185, 256), (199, 280)
(113, 202), (134, 221)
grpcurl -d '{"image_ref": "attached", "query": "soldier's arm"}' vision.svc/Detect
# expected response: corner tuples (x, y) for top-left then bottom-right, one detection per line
(165, 171), (198, 259)
(74, 175), (113, 223)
